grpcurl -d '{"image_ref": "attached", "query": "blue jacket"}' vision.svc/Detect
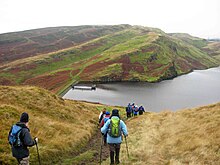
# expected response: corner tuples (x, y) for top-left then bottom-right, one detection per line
(101, 116), (128, 144)
(138, 106), (145, 112)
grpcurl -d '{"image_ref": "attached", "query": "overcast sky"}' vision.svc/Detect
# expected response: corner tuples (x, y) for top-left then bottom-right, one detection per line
(0, 0), (219, 38)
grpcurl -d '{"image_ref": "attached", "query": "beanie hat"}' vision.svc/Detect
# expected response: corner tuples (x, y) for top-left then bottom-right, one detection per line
(20, 112), (29, 123)
(111, 109), (119, 117)
(106, 111), (110, 115)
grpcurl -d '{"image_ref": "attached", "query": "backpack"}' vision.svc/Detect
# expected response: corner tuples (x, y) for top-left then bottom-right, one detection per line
(104, 116), (110, 123)
(9, 125), (22, 147)
(109, 118), (121, 137)
(135, 107), (139, 112)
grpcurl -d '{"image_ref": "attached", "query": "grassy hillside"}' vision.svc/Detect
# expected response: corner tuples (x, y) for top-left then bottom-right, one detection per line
(0, 25), (131, 64)
(0, 25), (219, 94)
(0, 85), (125, 164)
(102, 103), (220, 165)
(1, 85), (219, 164)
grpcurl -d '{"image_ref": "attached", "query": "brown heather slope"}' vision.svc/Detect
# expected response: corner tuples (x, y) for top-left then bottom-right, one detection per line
(102, 103), (220, 165)
(0, 85), (125, 164)
(0, 25), (131, 65)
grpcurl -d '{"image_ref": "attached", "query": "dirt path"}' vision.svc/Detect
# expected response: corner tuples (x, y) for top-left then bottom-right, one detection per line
(62, 127), (110, 165)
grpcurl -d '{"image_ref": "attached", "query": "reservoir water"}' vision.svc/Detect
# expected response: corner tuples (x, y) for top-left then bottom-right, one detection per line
(63, 67), (220, 112)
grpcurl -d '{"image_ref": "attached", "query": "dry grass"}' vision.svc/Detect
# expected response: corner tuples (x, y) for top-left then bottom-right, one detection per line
(102, 103), (220, 165)
(1, 85), (220, 164)
(0, 85), (103, 164)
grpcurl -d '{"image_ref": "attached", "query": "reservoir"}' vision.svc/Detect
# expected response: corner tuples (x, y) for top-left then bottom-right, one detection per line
(63, 67), (220, 112)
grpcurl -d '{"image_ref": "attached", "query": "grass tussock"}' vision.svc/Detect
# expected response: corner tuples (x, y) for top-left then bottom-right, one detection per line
(102, 103), (220, 165)
(0, 85), (106, 164)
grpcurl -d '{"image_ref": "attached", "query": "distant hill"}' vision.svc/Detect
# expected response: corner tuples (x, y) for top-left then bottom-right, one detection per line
(0, 25), (131, 64)
(0, 25), (220, 93)
(207, 38), (220, 42)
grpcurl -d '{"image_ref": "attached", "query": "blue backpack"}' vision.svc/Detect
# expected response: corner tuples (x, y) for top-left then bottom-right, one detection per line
(9, 125), (22, 147)
(104, 116), (110, 123)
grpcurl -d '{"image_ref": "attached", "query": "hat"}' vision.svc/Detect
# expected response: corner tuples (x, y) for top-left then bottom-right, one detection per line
(111, 109), (119, 117)
(20, 112), (29, 123)
(106, 111), (110, 115)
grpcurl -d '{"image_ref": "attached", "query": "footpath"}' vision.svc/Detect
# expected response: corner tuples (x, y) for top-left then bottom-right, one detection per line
(61, 127), (109, 164)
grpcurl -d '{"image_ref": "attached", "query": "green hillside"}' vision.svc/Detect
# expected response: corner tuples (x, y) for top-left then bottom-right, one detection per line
(0, 25), (219, 94)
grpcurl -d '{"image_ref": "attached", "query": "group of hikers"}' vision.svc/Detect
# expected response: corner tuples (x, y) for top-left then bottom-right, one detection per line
(8, 105), (144, 165)
(98, 104), (145, 164)
(126, 103), (145, 118)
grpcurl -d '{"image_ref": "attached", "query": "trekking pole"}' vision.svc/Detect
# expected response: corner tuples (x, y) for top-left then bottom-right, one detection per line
(35, 140), (42, 165)
(99, 134), (104, 165)
(124, 136), (130, 158)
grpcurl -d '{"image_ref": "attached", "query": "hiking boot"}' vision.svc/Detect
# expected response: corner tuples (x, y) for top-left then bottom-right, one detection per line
(115, 159), (120, 164)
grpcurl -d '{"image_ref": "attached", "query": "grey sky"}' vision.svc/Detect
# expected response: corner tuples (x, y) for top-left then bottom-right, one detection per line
(0, 0), (219, 38)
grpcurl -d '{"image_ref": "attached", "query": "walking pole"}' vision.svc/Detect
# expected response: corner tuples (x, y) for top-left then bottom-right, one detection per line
(35, 140), (42, 165)
(99, 134), (104, 165)
(124, 136), (129, 158)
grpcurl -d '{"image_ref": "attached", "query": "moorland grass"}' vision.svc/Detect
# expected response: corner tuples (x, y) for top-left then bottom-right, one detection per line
(102, 103), (220, 165)
(0, 86), (126, 164)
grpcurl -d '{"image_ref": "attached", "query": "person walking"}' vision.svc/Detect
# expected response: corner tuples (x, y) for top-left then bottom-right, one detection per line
(133, 105), (139, 116)
(126, 103), (132, 118)
(99, 108), (106, 123)
(8, 112), (38, 165)
(101, 109), (128, 165)
(100, 111), (111, 145)
(138, 105), (145, 115)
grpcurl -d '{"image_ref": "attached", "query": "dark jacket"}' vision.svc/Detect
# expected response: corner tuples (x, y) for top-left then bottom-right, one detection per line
(8, 122), (35, 159)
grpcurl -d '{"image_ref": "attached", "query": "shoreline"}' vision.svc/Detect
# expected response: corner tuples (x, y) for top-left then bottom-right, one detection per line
(59, 65), (220, 97)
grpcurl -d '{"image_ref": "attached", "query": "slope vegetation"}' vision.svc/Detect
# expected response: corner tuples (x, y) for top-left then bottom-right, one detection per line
(0, 25), (219, 93)
(0, 85), (125, 164)
(104, 103), (219, 165)
(1, 86), (220, 164)
(0, 25), (130, 64)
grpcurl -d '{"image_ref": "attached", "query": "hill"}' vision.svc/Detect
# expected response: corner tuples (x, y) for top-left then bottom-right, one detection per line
(103, 103), (220, 164)
(1, 86), (220, 164)
(0, 85), (125, 164)
(0, 25), (131, 64)
(0, 25), (220, 94)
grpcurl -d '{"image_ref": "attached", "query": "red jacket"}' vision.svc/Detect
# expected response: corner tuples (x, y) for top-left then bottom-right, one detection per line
(100, 114), (111, 127)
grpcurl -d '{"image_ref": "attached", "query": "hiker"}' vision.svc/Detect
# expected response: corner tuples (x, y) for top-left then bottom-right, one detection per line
(133, 105), (139, 116)
(8, 112), (38, 165)
(100, 111), (111, 145)
(131, 103), (135, 117)
(126, 103), (132, 118)
(138, 105), (145, 115)
(99, 108), (106, 123)
(101, 109), (128, 165)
